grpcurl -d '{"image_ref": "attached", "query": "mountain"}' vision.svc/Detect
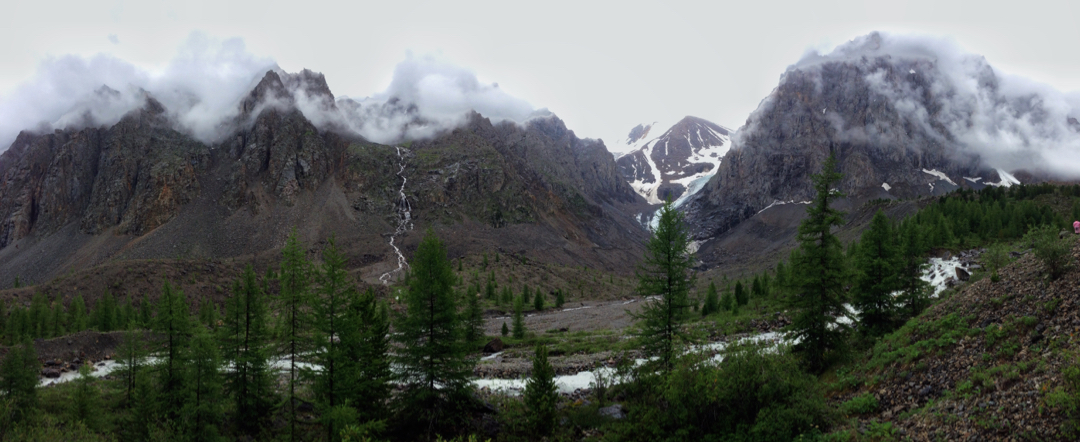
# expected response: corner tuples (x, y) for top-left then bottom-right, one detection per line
(685, 32), (1080, 262)
(0, 69), (649, 288)
(613, 116), (732, 210)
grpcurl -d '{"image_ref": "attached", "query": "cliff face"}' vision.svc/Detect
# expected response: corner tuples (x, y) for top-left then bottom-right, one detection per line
(684, 33), (1054, 240)
(0, 69), (647, 286)
(614, 116), (731, 205)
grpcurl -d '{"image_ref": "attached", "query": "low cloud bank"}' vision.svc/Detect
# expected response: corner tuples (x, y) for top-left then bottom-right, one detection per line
(738, 32), (1080, 178)
(0, 36), (539, 151)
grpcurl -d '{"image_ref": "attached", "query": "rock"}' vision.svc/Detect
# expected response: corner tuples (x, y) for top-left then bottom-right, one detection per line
(956, 267), (970, 281)
(41, 368), (61, 378)
(483, 338), (505, 354)
(598, 403), (626, 419)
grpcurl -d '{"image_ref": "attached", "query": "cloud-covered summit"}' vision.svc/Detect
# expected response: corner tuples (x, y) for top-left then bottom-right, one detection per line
(0, 34), (542, 151)
(739, 31), (1080, 178)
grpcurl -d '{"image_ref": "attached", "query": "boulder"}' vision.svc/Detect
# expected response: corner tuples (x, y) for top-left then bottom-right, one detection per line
(41, 368), (61, 378)
(599, 403), (626, 419)
(955, 267), (970, 281)
(483, 338), (504, 354)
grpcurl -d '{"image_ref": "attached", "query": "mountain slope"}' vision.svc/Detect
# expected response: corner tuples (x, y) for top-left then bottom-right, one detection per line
(0, 69), (649, 288)
(614, 116), (731, 208)
(686, 32), (1080, 250)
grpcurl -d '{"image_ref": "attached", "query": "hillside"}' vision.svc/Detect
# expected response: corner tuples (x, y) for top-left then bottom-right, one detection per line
(0, 69), (650, 292)
(828, 237), (1080, 440)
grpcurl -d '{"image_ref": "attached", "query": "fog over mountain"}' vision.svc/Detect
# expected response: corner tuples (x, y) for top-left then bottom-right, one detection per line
(738, 32), (1080, 178)
(0, 33), (545, 151)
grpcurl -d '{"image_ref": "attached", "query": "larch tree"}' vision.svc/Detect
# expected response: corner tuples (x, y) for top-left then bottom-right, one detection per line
(852, 210), (901, 337)
(631, 199), (695, 374)
(221, 265), (273, 435)
(394, 229), (474, 437)
(786, 153), (849, 373)
(277, 230), (312, 441)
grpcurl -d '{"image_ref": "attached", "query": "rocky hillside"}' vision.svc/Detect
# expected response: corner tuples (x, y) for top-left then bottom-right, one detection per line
(613, 116), (731, 207)
(831, 237), (1080, 440)
(685, 32), (1078, 245)
(0, 69), (649, 288)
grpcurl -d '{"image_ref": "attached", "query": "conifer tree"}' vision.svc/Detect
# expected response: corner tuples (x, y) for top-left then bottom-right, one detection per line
(120, 295), (136, 330)
(853, 210), (900, 337)
(751, 276), (763, 299)
(0, 339), (38, 423)
(93, 290), (117, 332)
(896, 221), (931, 320)
(555, 289), (565, 308)
(720, 287), (734, 313)
(71, 363), (102, 431)
(395, 230), (474, 436)
(702, 281), (719, 316)
(277, 230), (311, 441)
(464, 285), (485, 349)
(70, 294), (87, 332)
(139, 293), (153, 328)
(501, 321), (509, 337)
(734, 281), (748, 306)
(632, 199), (695, 373)
(117, 328), (147, 406)
(197, 298), (218, 329)
(155, 280), (192, 414)
(485, 279), (497, 303)
(533, 289), (545, 311)
(312, 238), (356, 440)
(340, 287), (392, 424)
(521, 284), (531, 308)
(28, 293), (47, 338)
(0, 298), (6, 341)
(787, 154), (849, 373)
(501, 286), (513, 305)
(523, 345), (558, 436)
(512, 295), (526, 339)
(184, 325), (223, 442)
(221, 265), (273, 435)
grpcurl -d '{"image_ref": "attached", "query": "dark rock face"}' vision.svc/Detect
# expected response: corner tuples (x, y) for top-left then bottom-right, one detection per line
(686, 36), (1017, 240)
(0, 97), (207, 246)
(615, 116), (730, 204)
(0, 69), (648, 285)
(483, 338), (504, 353)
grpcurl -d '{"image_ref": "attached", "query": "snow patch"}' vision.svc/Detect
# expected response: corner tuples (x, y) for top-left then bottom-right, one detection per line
(881, 182), (891, 191)
(989, 169), (1021, 187)
(922, 168), (957, 185)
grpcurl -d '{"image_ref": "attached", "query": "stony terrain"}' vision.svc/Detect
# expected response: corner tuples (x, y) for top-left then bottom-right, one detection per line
(833, 237), (1080, 441)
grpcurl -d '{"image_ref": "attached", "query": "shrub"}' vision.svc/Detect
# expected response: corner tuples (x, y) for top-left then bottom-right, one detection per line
(838, 393), (878, 415)
(1024, 225), (1074, 280)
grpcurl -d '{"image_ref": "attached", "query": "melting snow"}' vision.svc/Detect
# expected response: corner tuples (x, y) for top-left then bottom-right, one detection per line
(922, 169), (956, 185)
(989, 169), (1021, 187)
(881, 182), (891, 191)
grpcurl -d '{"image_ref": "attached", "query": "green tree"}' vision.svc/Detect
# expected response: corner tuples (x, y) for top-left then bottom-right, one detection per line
(533, 289), (545, 311)
(155, 280), (192, 414)
(312, 238), (357, 441)
(896, 220), (931, 320)
(340, 288), (392, 425)
(139, 294), (153, 328)
(734, 281), (747, 307)
(512, 296), (526, 339)
(277, 230), (312, 441)
(28, 293), (47, 338)
(117, 328), (146, 406)
(632, 199), (696, 373)
(0, 339), (38, 423)
(463, 285), (485, 349)
(521, 284), (531, 308)
(484, 279), (496, 303)
(719, 287), (734, 313)
(983, 242), (1010, 282)
(555, 289), (565, 308)
(1025, 224), (1074, 280)
(71, 363), (102, 431)
(523, 345), (558, 436)
(501, 322), (509, 337)
(197, 298), (218, 330)
(0, 299), (6, 342)
(93, 290), (117, 332)
(394, 230), (474, 437)
(221, 265), (274, 435)
(184, 325), (223, 442)
(786, 154), (849, 373)
(702, 281), (719, 316)
(852, 210), (900, 337)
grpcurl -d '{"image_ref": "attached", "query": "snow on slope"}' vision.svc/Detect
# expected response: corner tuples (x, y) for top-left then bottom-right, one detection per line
(614, 117), (732, 206)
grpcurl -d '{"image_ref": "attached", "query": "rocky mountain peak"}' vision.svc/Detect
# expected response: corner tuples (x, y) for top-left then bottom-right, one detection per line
(615, 116), (731, 206)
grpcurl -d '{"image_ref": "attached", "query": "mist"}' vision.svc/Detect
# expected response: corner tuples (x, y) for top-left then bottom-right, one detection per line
(780, 31), (1080, 178)
(0, 37), (541, 152)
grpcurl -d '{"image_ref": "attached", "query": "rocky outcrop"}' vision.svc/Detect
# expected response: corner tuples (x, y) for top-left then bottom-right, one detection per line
(615, 116), (731, 204)
(685, 33), (1033, 240)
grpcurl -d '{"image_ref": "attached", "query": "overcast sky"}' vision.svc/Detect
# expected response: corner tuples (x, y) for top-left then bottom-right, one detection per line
(2, 0), (1079, 152)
